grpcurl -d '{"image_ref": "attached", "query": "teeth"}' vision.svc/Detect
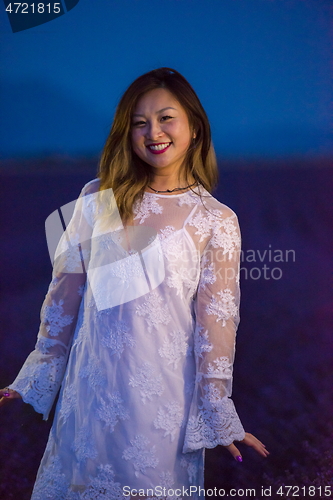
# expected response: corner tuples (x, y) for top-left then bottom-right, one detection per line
(148, 143), (170, 151)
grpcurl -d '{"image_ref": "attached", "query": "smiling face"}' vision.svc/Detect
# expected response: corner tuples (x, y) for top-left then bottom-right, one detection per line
(131, 88), (195, 179)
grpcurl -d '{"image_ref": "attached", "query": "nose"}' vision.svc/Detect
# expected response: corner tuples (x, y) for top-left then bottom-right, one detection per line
(146, 120), (164, 141)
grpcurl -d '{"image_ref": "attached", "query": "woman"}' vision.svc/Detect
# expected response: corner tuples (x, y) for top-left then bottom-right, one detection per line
(0, 68), (269, 499)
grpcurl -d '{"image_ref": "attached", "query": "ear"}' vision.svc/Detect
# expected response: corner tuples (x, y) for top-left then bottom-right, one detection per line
(192, 130), (196, 139)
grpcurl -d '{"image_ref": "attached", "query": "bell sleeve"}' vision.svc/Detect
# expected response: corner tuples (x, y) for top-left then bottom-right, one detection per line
(8, 183), (94, 420)
(183, 207), (245, 452)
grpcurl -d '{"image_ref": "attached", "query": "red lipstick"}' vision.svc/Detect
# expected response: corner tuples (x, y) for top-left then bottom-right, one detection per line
(146, 143), (171, 154)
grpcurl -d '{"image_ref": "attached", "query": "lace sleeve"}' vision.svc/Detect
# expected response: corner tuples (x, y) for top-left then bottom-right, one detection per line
(183, 208), (245, 452)
(8, 182), (95, 420)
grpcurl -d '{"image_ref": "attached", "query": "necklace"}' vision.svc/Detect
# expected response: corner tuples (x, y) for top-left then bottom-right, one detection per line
(147, 181), (197, 194)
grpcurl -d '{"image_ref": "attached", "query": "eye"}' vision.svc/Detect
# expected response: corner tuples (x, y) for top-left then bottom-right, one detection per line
(132, 120), (146, 127)
(160, 115), (173, 122)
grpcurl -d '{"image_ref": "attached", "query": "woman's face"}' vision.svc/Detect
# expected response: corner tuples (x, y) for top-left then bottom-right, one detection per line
(131, 88), (195, 177)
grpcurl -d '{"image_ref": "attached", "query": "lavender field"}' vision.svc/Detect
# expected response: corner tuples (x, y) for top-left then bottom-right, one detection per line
(0, 159), (332, 500)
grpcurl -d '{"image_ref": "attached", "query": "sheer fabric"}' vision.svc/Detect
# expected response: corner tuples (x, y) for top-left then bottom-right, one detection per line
(9, 180), (245, 499)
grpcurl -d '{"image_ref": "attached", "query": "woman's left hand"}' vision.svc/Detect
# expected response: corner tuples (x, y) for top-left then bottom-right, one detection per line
(224, 432), (270, 462)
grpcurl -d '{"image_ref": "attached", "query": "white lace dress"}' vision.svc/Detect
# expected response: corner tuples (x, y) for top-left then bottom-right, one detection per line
(9, 179), (245, 500)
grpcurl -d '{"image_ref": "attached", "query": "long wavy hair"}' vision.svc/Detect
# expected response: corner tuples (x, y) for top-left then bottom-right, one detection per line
(98, 67), (218, 221)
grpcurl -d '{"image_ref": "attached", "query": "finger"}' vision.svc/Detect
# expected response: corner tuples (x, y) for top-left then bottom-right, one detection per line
(225, 443), (243, 462)
(0, 388), (11, 398)
(242, 433), (270, 457)
(253, 439), (269, 455)
(250, 442), (268, 455)
(0, 388), (21, 401)
(0, 396), (11, 408)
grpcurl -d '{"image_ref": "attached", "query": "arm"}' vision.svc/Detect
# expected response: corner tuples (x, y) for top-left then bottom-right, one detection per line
(4, 183), (94, 420)
(183, 208), (245, 452)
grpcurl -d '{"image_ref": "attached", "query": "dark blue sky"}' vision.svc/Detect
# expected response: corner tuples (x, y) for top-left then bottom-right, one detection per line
(0, 0), (332, 160)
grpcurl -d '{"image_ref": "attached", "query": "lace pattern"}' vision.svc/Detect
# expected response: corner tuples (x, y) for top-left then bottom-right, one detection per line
(73, 320), (89, 348)
(211, 216), (240, 258)
(31, 456), (68, 500)
(177, 191), (201, 207)
(188, 209), (224, 243)
(42, 299), (74, 337)
(206, 288), (238, 326)
(129, 362), (164, 404)
(205, 357), (233, 380)
(71, 427), (98, 463)
(100, 319), (135, 358)
(31, 459), (129, 500)
(107, 253), (145, 285)
(122, 435), (159, 477)
(80, 464), (125, 500)
(159, 226), (183, 260)
(183, 383), (245, 451)
(9, 353), (66, 419)
(35, 335), (67, 355)
(58, 233), (90, 273)
(79, 355), (107, 389)
(159, 470), (175, 488)
(97, 392), (130, 432)
(153, 401), (184, 441)
(59, 383), (77, 423)
(158, 329), (190, 369)
(133, 196), (163, 224)
(198, 260), (216, 292)
(135, 291), (171, 333)
(166, 266), (198, 299)
(193, 325), (213, 358)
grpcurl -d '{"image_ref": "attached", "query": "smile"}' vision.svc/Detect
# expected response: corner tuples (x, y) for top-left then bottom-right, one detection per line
(146, 142), (171, 154)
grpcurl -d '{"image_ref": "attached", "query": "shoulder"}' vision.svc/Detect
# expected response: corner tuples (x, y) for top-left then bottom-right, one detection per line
(195, 190), (241, 254)
(196, 187), (238, 221)
(80, 178), (100, 197)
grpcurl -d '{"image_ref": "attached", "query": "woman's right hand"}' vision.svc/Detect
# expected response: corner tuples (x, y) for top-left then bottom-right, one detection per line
(0, 387), (21, 408)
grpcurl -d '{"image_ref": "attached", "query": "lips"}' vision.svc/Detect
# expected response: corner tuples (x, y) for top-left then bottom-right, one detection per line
(146, 142), (171, 154)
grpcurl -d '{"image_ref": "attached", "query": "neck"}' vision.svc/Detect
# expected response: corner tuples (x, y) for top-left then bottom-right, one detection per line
(148, 172), (196, 193)
(147, 182), (197, 194)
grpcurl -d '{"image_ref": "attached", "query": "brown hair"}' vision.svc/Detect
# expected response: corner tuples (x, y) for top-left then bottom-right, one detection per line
(98, 67), (218, 221)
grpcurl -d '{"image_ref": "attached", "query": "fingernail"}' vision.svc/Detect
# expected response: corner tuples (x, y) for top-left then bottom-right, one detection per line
(236, 455), (243, 462)
(3, 392), (10, 397)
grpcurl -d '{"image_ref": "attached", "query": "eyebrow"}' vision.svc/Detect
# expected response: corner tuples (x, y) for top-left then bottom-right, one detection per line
(132, 107), (177, 117)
